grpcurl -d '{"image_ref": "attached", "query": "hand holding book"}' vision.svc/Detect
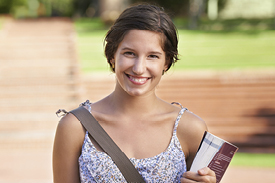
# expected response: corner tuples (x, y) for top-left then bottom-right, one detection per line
(190, 131), (238, 183)
(182, 166), (216, 183)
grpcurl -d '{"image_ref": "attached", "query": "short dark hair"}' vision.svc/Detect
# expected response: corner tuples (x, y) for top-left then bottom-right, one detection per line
(104, 4), (179, 72)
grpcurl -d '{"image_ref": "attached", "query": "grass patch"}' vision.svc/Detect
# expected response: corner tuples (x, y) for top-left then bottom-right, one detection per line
(231, 153), (275, 168)
(74, 18), (110, 73)
(74, 18), (275, 73)
(75, 30), (108, 72)
(74, 17), (109, 32)
(176, 30), (275, 70)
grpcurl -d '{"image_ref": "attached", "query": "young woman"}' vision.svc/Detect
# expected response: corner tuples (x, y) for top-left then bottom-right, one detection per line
(53, 4), (216, 183)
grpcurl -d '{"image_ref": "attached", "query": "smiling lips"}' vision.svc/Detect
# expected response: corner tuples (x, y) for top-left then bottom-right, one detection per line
(126, 74), (150, 85)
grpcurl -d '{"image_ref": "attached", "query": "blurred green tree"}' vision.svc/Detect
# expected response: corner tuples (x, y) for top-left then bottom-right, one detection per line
(0, 0), (28, 14)
(73, 0), (100, 18)
(131, 0), (228, 29)
(0, 0), (75, 17)
(0, 0), (13, 14)
(131, 0), (189, 17)
(188, 0), (206, 29)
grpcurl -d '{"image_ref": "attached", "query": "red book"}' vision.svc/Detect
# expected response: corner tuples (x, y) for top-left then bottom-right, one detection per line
(190, 131), (238, 183)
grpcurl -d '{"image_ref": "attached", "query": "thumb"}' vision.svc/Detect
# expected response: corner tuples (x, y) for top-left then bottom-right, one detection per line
(198, 167), (214, 176)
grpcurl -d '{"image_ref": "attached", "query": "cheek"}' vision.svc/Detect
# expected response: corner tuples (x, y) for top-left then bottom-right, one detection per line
(115, 56), (133, 72)
(147, 62), (165, 75)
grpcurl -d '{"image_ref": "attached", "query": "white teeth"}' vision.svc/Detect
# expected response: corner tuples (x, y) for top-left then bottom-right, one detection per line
(129, 75), (147, 83)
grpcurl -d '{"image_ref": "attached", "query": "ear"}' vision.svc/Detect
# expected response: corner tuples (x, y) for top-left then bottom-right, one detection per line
(163, 64), (168, 72)
(110, 59), (115, 71)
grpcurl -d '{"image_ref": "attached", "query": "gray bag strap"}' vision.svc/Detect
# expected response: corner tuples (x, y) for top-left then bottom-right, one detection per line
(69, 106), (146, 183)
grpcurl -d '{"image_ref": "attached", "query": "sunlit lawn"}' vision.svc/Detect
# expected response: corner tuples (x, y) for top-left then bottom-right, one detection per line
(74, 19), (275, 73)
(76, 30), (108, 72)
(177, 30), (275, 70)
(231, 153), (275, 168)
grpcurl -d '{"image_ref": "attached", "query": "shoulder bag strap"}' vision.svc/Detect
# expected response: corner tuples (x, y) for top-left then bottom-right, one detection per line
(70, 106), (146, 183)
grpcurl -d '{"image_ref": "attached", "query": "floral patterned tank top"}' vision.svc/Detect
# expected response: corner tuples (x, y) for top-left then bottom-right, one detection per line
(78, 101), (187, 182)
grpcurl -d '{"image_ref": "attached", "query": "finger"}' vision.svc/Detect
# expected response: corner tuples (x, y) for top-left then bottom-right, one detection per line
(198, 167), (215, 177)
(197, 167), (216, 183)
(180, 177), (196, 183)
(183, 169), (216, 183)
(182, 171), (200, 182)
(181, 175), (215, 183)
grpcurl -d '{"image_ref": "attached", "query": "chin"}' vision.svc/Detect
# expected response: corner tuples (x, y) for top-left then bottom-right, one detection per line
(126, 90), (145, 97)
(125, 88), (154, 97)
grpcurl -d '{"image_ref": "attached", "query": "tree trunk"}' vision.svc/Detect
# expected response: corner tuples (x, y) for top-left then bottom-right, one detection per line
(99, 0), (129, 24)
(188, 0), (206, 30)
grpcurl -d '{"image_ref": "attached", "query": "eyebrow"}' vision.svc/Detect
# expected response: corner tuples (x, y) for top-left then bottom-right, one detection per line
(121, 47), (134, 51)
(149, 51), (162, 55)
(121, 47), (163, 55)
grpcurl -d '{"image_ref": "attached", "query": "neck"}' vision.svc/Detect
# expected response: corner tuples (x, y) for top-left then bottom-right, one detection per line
(108, 85), (160, 116)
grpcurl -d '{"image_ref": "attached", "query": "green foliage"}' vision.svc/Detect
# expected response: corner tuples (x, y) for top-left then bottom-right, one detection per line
(231, 153), (275, 168)
(173, 17), (275, 31)
(131, 0), (189, 17)
(131, 0), (228, 17)
(199, 18), (275, 31)
(50, 0), (74, 16)
(0, 0), (27, 14)
(0, 0), (74, 17)
(0, 0), (13, 14)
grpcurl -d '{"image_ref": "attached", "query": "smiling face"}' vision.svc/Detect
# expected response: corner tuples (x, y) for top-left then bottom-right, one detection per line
(113, 30), (168, 97)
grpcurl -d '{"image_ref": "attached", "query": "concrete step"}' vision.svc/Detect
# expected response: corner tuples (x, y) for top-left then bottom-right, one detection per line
(0, 58), (71, 67)
(0, 90), (77, 100)
(0, 96), (76, 107)
(224, 136), (275, 147)
(0, 101), (78, 113)
(0, 129), (55, 149)
(1, 67), (71, 78)
(205, 117), (275, 126)
(0, 76), (76, 86)
(0, 17), (80, 155)
(209, 126), (275, 136)
(0, 114), (58, 131)
(0, 36), (72, 43)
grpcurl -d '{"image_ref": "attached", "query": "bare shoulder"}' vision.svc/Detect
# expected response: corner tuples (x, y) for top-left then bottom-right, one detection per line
(53, 113), (86, 182)
(53, 112), (86, 159)
(55, 113), (85, 142)
(176, 110), (208, 169)
(178, 110), (207, 135)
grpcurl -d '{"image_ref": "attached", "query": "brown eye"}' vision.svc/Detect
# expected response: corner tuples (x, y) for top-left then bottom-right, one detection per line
(124, 52), (134, 55)
(124, 52), (136, 57)
(148, 55), (159, 59)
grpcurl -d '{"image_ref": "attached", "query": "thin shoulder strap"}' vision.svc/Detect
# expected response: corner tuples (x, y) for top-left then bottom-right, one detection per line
(69, 106), (145, 183)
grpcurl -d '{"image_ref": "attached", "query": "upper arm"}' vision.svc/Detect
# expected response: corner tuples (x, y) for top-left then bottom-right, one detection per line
(176, 111), (208, 170)
(52, 113), (85, 183)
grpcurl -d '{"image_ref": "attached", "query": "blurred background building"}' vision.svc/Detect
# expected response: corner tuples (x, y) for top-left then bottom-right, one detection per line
(1, 0), (275, 26)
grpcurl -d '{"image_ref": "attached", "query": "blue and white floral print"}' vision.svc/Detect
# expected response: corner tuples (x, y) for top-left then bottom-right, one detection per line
(78, 101), (187, 183)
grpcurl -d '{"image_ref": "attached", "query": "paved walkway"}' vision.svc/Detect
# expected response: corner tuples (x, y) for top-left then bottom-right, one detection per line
(0, 17), (274, 183)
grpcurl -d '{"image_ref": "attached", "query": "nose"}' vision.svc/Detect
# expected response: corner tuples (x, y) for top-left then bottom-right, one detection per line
(132, 57), (146, 75)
